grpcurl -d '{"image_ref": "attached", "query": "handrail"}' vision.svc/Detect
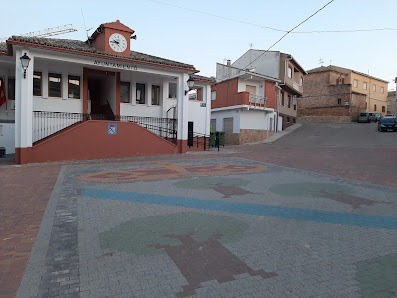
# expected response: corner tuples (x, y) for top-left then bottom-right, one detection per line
(32, 111), (177, 144)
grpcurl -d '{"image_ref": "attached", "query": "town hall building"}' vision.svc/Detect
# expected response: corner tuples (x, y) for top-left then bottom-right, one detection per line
(0, 20), (214, 164)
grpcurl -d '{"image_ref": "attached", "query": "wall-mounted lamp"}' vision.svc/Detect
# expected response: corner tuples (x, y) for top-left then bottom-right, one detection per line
(185, 76), (195, 95)
(20, 53), (31, 79)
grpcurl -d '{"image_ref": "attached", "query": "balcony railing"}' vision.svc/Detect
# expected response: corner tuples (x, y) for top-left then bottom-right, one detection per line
(249, 95), (267, 108)
(33, 111), (177, 144)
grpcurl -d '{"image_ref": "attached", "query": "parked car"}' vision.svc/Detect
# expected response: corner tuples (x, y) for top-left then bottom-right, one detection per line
(358, 113), (370, 123)
(374, 113), (383, 122)
(377, 116), (397, 132)
(368, 112), (375, 122)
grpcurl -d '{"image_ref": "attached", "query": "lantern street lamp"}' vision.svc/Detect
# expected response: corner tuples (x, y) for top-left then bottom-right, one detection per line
(20, 53), (31, 79)
(185, 76), (195, 95)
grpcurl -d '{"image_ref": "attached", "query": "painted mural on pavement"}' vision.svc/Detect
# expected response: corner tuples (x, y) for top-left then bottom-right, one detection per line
(269, 182), (391, 209)
(173, 177), (261, 198)
(78, 162), (267, 182)
(99, 213), (277, 297)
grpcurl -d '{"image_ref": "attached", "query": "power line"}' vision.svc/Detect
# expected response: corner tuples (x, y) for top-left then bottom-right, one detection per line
(147, 0), (397, 34)
(243, 0), (335, 69)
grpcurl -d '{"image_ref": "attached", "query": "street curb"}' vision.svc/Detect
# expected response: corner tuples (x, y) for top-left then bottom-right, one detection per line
(262, 123), (302, 144)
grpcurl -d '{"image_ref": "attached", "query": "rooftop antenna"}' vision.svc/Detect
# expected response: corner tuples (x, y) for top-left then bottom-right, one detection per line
(81, 9), (90, 39)
(319, 58), (324, 66)
(249, 42), (254, 49)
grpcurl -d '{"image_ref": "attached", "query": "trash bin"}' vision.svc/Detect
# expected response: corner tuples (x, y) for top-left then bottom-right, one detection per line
(217, 132), (225, 147)
(210, 132), (216, 147)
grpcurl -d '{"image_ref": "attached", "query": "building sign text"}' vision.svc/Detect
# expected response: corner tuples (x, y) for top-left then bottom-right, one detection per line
(94, 60), (138, 71)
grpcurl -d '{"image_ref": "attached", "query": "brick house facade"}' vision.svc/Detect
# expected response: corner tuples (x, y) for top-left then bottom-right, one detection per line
(211, 64), (279, 144)
(299, 66), (369, 122)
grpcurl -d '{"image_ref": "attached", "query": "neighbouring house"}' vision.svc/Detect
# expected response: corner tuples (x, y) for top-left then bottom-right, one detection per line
(387, 90), (396, 115)
(299, 65), (388, 123)
(0, 20), (213, 164)
(229, 50), (306, 130)
(211, 61), (280, 144)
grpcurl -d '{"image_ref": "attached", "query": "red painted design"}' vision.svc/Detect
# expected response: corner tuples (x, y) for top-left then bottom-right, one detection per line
(148, 231), (277, 297)
(79, 162), (267, 182)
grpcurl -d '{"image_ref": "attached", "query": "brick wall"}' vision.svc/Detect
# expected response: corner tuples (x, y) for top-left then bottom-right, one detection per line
(211, 78), (250, 109)
(298, 70), (366, 122)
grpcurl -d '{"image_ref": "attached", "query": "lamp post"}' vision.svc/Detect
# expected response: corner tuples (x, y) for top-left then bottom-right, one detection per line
(185, 76), (195, 95)
(20, 53), (31, 79)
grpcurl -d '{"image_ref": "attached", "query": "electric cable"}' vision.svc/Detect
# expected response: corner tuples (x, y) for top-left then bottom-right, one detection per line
(147, 0), (397, 34)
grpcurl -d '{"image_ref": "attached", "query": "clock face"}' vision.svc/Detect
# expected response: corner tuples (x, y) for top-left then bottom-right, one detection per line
(109, 33), (128, 53)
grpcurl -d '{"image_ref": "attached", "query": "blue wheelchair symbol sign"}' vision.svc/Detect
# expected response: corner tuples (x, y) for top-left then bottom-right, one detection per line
(108, 123), (117, 135)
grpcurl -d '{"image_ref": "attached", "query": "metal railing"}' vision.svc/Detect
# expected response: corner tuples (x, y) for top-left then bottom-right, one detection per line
(249, 95), (267, 108)
(116, 115), (177, 142)
(33, 111), (83, 143)
(188, 132), (211, 151)
(32, 111), (177, 144)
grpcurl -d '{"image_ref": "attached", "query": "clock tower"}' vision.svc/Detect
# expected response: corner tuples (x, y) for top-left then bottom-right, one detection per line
(90, 20), (135, 57)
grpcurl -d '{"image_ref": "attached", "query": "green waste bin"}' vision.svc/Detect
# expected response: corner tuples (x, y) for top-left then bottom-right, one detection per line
(217, 132), (225, 147)
(210, 132), (225, 147)
(210, 132), (216, 147)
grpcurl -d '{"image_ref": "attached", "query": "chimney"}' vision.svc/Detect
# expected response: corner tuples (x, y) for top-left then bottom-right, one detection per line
(227, 59), (231, 66)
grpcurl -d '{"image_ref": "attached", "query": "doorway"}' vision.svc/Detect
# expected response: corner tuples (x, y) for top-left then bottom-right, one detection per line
(84, 69), (117, 120)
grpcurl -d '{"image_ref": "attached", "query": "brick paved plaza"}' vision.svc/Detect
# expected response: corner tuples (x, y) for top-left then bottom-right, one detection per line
(1, 123), (397, 297)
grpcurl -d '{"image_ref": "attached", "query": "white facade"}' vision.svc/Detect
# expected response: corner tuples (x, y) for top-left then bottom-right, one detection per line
(211, 106), (276, 134)
(0, 43), (212, 156)
(232, 51), (280, 79)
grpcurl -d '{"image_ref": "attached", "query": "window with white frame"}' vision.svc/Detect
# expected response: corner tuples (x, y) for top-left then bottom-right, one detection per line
(211, 91), (216, 100)
(48, 73), (62, 97)
(372, 84), (376, 92)
(353, 79), (358, 88)
(120, 81), (130, 103)
(363, 82), (367, 90)
(381, 86), (384, 94)
(151, 85), (160, 105)
(288, 66), (292, 79)
(33, 72), (42, 96)
(136, 83), (145, 104)
(68, 75), (80, 99)
(169, 82), (177, 98)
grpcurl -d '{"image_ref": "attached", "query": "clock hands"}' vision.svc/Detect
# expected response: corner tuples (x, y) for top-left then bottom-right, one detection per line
(110, 40), (119, 45)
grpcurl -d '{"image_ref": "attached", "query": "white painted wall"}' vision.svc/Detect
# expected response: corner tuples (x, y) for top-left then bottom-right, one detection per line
(278, 115), (283, 132)
(233, 50), (280, 79)
(0, 122), (15, 154)
(240, 109), (276, 131)
(240, 110), (268, 130)
(237, 78), (265, 95)
(32, 57), (84, 113)
(210, 109), (241, 133)
(187, 83), (211, 135)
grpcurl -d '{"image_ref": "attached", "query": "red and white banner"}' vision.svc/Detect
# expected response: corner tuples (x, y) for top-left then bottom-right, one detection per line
(0, 78), (6, 107)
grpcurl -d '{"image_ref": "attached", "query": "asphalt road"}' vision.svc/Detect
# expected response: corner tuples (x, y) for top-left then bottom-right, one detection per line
(274, 122), (397, 148)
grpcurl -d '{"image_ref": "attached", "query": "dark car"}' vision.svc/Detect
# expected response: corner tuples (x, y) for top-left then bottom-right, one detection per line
(358, 112), (370, 123)
(377, 116), (397, 132)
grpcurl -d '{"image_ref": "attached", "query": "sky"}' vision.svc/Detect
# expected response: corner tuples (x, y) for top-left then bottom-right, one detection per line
(1, 0), (397, 90)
